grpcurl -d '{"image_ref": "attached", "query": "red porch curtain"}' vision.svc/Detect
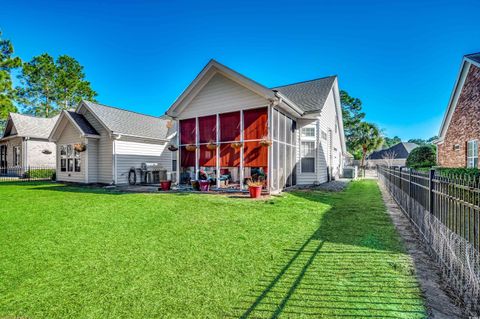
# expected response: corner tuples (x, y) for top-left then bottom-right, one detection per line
(220, 143), (240, 167)
(180, 118), (196, 145)
(198, 115), (216, 144)
(220, 111), (240, 142)
(199, 145), (216, 167)
(243, 107), (268, 140)
(180, 146), (195, 167)
(243, 141), (268, 168)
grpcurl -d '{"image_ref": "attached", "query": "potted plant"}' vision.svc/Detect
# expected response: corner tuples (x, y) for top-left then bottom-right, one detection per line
(206, 140), (217, 150)
(246, 179), (263, 199)
(186, 144), (197, 152)
(259, 137), (272, 147)
(231, 141), (243, 149)
(168, 144), (178, 152)
(159, 180), (172, 191)
(191, 180), (200, 191)
(74, 143), (87, 152)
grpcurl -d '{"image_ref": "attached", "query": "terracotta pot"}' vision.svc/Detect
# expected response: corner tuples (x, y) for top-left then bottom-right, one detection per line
(199, 180), (210, 191)
(159, 180), (172, 191)
(249, 185), (262, 198)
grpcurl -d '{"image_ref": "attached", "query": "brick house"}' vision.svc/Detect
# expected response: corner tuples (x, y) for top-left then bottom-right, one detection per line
(436, 53), (480, 168)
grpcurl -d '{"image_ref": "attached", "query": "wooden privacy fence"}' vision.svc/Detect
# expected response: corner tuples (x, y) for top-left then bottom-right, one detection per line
(378, 166), (480, 315)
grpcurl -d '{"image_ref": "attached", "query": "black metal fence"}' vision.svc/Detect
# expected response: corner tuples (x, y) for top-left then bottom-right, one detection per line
(378, 166), (480, 315)
(0, 166), (56, 182)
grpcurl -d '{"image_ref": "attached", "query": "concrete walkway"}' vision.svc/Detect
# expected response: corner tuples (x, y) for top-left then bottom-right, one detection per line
(379, 184), (466, 319)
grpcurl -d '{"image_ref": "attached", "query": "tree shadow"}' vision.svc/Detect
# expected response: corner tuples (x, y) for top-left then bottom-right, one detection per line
(231, 183), (426, 318)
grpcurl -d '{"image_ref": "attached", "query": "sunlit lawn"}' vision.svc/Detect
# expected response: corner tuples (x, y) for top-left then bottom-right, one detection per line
(0, 180), (426, 318)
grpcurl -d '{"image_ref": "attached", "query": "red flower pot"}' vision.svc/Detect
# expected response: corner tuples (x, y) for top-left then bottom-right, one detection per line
(249, 185), (262, 198)
(199, 180), (210, 192)
(159, 180), (172, 191)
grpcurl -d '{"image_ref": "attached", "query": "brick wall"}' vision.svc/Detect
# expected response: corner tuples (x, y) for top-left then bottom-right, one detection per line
(438, 64), (480, 167)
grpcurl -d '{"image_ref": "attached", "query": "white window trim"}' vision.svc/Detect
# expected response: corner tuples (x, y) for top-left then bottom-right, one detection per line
(467, 140), (478, 168)
(300, 125), (316, 174)
(13, 146), (21, 167)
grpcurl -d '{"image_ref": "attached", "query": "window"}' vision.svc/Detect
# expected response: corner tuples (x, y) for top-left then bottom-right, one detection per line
(467, 140), (478, 168)
(301, 127), (315, 138)
(13, 146), (21, 166)
(301, 141), (315, 173)
(172, 159), (177, 172)
(321, 130), (327, 140)
(61, 144), (81, 172)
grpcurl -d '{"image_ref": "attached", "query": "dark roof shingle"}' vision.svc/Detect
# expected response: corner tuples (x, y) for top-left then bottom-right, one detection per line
(466, 52), (480, 64)
(67, 111), (99, 136)
(368, 142), (419, 160)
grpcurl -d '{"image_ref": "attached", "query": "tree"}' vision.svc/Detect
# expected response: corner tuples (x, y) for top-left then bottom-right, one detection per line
(0, 31), (22, 128)
(406, 145), (436, 169)
(382, 150), (398, 167)
(351, 122), (384, 169)
(17, 54), (97, 117)
(383, 136), (401, 148)
(340, 90), (366, 154)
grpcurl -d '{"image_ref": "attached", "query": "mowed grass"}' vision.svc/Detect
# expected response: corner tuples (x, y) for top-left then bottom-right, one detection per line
(0, 180), (426, 318)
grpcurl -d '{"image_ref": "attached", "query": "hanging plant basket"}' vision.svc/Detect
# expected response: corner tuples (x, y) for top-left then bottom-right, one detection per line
(206, 141), (218, 150)
(166, 120), (174, 129)
(74, 143), (87, 152)
(168, 144), (178, 152)
(41, 149), (53, 155)
(231, 142), (243, 149)
(185, 144), (197, 152)
(259, 139), (273, 147)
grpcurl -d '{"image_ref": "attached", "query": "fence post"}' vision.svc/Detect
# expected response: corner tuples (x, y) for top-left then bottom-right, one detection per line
(429, 169), (435, 214)
(399, 167), (403, 190)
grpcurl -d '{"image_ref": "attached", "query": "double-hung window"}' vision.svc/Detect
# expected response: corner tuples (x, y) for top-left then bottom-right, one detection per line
(13, 146), (21, 166)
(300, 126), (316, 173)
(60, 144), (81, 172)
(467, 140), (478, 168)
(60, 145), (67, 171)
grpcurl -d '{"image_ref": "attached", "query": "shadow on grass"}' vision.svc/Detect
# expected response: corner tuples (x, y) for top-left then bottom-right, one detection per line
(232, 183), (425, 318)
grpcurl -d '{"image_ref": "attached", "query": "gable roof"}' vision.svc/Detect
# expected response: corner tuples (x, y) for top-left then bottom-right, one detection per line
(66, 111), (99, 136)
(368, 142), (419, 160)
(79, 101), (171, 140)
(272, 76), (337, 114)
(437, 52), (480, 143)
(1, 113), (59, 140)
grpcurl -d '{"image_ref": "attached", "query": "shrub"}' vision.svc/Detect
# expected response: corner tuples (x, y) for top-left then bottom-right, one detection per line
(406, 145), (436, 169)
(435, 167), (480, 178)
(24, 168), (56, 180)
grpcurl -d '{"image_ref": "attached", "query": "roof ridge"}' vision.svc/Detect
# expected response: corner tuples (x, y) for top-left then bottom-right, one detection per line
(83, 100), (165, 120)
(11, 112), (56, 120)
(465, 52), (480, 58)
(271, 75), (337, 89)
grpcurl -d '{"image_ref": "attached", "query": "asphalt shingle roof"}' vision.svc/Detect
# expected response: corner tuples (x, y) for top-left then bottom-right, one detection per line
(272, 76), (337, 113)
(83, 101), (171, 140)
(368, 142), (419, 160)
(466, 52), (480, 64)
(2, 113), (58, 139)
(66, 111), (99, 136)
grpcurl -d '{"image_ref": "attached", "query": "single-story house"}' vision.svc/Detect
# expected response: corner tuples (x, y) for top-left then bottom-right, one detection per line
(49, 101), (176, 184)
(0, 113), (58, 174)
(366, 142), (419, 167)
(166, 59), (346, 193)
(435, 52), (480, 168)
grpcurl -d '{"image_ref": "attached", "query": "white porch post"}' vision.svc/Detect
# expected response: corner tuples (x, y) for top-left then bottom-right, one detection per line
(267, 106), (272, 192)
(216, 113), (220, 188)
(239, 110), (244, 190)
(195, 117), (199, 180)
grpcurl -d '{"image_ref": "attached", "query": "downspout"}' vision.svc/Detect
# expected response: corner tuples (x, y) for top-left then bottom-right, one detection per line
(112, 134), (121, 185)
(23, 137), (29, 168)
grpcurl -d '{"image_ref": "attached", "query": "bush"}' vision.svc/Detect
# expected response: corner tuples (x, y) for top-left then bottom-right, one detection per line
(406, 145), (436, 169)
(24, 168), (56, 180)
(435, 167), (480, 178)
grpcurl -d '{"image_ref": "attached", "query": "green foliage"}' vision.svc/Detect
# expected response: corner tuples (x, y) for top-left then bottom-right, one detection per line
(407, 136), (438, 146)
(406, 145), (436, 169)
(24, 168), (56, 179)
(383, 136), (401, 148)
(434, 167), (480, 178)
(351, 122), (383, 166)
(17, 54), (97, 117)
(0, 31), (22, 125)
(340, 90), (366, 152)
(0, 181), (426, 318)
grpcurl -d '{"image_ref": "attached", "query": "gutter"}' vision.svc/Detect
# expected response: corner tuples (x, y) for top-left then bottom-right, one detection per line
(273, 91), (305, 117)
(111, 132), (170, 143)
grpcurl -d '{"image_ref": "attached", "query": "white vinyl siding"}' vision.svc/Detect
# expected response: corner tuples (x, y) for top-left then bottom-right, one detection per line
(179, 73), (268, 119)
(114, 137), (173, 185)
(467, 140), (478, 168)
(87, 138), (99, 183)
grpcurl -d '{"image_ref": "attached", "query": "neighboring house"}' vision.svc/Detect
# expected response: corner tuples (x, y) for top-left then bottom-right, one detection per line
(367, 142), (419, 167)
(166, 59), (346, 193)
(0, 113), (58, 173)
(49, 101), (176, 184)
(436, 52), (480, 168)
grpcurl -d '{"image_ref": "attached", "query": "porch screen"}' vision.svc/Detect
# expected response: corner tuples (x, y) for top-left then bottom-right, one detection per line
(219, 112), (240, 142)
(180, 146), (195, 167)
(243, 107), (268, 140)
(199, 145), (216, 167)
(243, 141), (267, 167)
(180, 118), (196, 145)
(220, 144), (240, 167)
(198, 115), (216, 144)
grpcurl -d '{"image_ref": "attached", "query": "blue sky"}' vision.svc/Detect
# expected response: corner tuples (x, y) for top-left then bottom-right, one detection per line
(1, 0), (479, 140)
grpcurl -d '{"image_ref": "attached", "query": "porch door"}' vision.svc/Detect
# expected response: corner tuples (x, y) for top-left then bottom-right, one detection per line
(0, 145), (7, 174)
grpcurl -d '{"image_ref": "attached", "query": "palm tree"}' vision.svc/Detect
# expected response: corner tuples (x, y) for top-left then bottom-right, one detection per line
(354, 122), (383, 173)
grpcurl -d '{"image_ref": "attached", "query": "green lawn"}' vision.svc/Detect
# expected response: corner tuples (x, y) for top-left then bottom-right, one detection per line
(0, 180), (426, 318)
